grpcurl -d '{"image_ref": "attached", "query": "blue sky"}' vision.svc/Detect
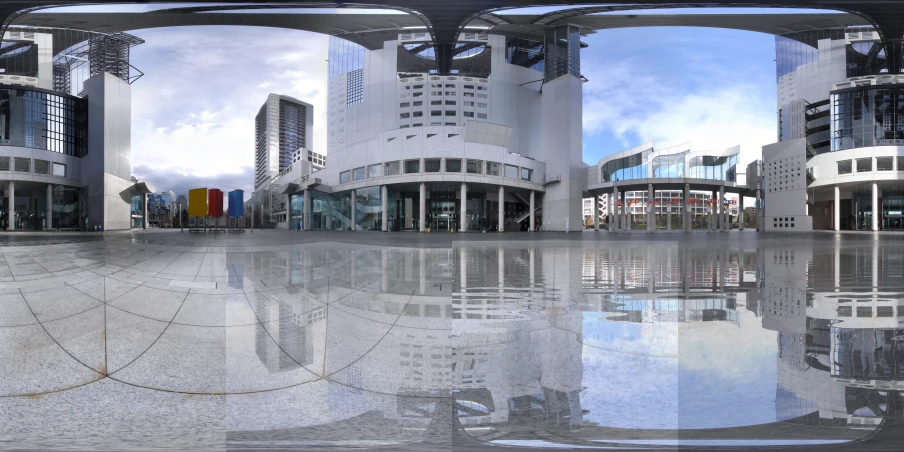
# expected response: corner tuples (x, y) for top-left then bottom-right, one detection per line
(35, 5), (834, 197)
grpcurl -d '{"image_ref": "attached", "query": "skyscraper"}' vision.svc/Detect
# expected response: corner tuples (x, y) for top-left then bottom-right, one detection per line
(254, 94), (313, 190)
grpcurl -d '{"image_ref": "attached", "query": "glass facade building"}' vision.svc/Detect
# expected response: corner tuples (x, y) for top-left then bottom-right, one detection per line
(0, 88), (86, 156)
(831, 86), (904, 150)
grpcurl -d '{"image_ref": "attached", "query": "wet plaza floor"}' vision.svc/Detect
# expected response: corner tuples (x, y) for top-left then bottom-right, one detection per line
(2, 229), (904, 451)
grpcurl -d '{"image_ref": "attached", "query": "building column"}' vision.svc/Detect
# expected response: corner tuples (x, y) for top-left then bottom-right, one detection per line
(834, 186), (841, 231)
(381, 185), (388, 232)
(647, 183), (654, 231)
(719, 186), (726, 232)
(683, 184), (690, 232)
(46, 184), (52, 231)
(609, 189), (615, 231)
(529, 190), (535, 232)
(498, 185), (504, 232)
(667, 202), (672, 231)
(419, 182), (426, 232)
(303, 189), (311, 231)
(593, 195), (599, 231)
(613, 187), (619, 231)
(709, 191), (715, 232)
(460, 183), (467, 232)
(623, 191), (629, 231)
(350, 189), (357, 231)
(143, 194), (149, 229)
(7, 181), (13, 231)
(872, 183), (879, 231)
(738, 195), (745, 231)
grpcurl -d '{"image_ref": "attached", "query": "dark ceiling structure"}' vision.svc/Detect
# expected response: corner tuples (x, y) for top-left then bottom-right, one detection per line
(1, 1), (901, 73)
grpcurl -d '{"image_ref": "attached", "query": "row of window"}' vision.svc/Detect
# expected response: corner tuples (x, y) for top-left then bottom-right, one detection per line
(773, 217), (796, 228)
(0, 156), (66, 176)
(836, 156), (904, 174)
(339, 158), (533, 184)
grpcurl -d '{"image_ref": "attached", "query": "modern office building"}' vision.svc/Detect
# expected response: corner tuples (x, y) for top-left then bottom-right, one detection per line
(11, 3), (904, 232)
(0, 25), (155, 231)
(254, 94), (314, 191)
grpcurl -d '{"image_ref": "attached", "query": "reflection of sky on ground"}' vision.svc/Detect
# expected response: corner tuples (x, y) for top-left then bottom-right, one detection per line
(580, 308), (778, 429)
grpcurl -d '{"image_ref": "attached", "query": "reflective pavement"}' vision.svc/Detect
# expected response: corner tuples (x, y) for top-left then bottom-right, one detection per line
(2, 230), (904, 451)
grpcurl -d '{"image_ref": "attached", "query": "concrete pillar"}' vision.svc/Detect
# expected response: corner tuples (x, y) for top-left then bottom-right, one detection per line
(498, 185), (504, 232)
(460, 183), (467, 232)
(683, 184), (690, 232)
(609, 189), (616, 231)
(143, 194), (149, 229)
(593, 195), (599, 231)
(755, 189), (762, 231)
(419, 182), (426, 232)
(350, 189), (357, 231)
(709, 191), (716, 232)
(872, 183), (879, 231)
(529, 190), (536, 232)
(667, 203), (672, 231)
(623, 191), (629, 231)
(719, 186), (726, 232)
(7, 181), (13, 231)
(613, 188), (620, 231)
(834, 186), (841, 231)
(303, 189), (311, 231)
(46, 184), (52, 231)
(381, 185), (388, 232)
(647, 184), (654, 231)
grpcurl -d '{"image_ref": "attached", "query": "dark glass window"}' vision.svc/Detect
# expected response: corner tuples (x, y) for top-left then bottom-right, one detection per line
(445, 158), (461, 172)
(856, 157), (872, 172)
(837, 159), (852, 174)
(466, 159), (482, 174)
(877, 156), (894, 170)
(404, 159), (420, 173)
(385, 161), (400, 176)
(425, 159), (441, 172)
(487, 161), (501, 176)
(504, 164), (518, 178)
(0, 157), (9, 171)
(14, 157), (29, 172)
(33, 159), (49, 174)
(521, 168), (533, 181)
(339, 170), (351, 184)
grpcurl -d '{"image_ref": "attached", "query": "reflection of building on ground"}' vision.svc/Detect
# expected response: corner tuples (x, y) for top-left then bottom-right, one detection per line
(581, 247), (755, 324)
(760, 240), (904, 429)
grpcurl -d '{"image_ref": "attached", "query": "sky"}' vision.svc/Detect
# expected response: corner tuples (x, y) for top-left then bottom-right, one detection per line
(36, 5), (837, 199)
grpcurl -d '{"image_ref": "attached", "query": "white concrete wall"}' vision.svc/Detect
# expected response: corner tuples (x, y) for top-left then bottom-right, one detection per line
(763, 138), (812, 231)
(538, 75), (584, 231)
(81, 73), (132, 230)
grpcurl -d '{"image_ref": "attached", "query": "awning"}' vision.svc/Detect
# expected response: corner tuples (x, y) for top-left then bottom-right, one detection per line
(279, 183), (299, 195)
(132, 181), (155, 195)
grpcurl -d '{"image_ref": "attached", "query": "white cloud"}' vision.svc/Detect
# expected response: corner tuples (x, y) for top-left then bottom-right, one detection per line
(582, 55), (776, 167)
(128, 26), (329, 195)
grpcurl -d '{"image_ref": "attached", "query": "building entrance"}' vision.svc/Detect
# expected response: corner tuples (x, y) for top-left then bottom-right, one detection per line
(883, 195), (904, 230)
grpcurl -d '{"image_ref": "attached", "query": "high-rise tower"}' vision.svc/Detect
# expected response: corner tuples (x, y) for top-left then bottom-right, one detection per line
(254, 94), (313, 190)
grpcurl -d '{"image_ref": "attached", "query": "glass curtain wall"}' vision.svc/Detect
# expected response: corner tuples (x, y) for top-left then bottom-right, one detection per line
(130, 193), (144, 229)
(832, 86), (904, 150)
(52, 185), (79, 229)
(651, 151), (688, 178)
(0, 88), (87, 156)
(687, 155), (739, 181)
(309, 191), (351, 231)
(600, 151), (649, 182)
(465, 193), (486, 231)
(355, 186), (383, 231)
(290, 192), (304, 230)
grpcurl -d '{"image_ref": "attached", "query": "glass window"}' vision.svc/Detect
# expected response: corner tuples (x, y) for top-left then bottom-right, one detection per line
(477, 113), (487, 119)
(340, 170), (351, 184)
(466, 159), (483, 174)
(837, 159), (852, 175)
(405, 159), (420, 173)
(33, 159), (49, 174)
(431, 110), (442, 116)
(425, 159), (441, 172)
(413, 111), (423, 117)
(856, 157), (872, 172)
(367, 164), (381, 178)
(445, 100), (456, 106)
(412, 92), (423, 97)
(463, 92), (475, 98)
(521, 168), (532, 181)
(0, 157), (9, 171)
(400, 102), (410, 108)
(877, 156), (894, 171)
(14, 157), (29, 172)
(487, 161), (501, 176)
(463, 101), (474, 107)
(445, 111), (456, 116)
(463, 111), (474, 118)
(353, 167), (366, 181)
(899, 156), (904, 171)
(445, 91), (456, 96)
(385, 161), (400, 176)
(413, 101), (423, 107)
(431, 100), (442, 105)
(446, 159), (461, 172)
(399, 112), (410, 119)
(504, 164), (518, 178)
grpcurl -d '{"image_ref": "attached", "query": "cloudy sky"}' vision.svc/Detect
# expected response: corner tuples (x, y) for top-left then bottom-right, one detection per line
(39, 5), (834, 199)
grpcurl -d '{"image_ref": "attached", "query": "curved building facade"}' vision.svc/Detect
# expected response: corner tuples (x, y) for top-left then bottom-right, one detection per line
(285, 30), (586, 232)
